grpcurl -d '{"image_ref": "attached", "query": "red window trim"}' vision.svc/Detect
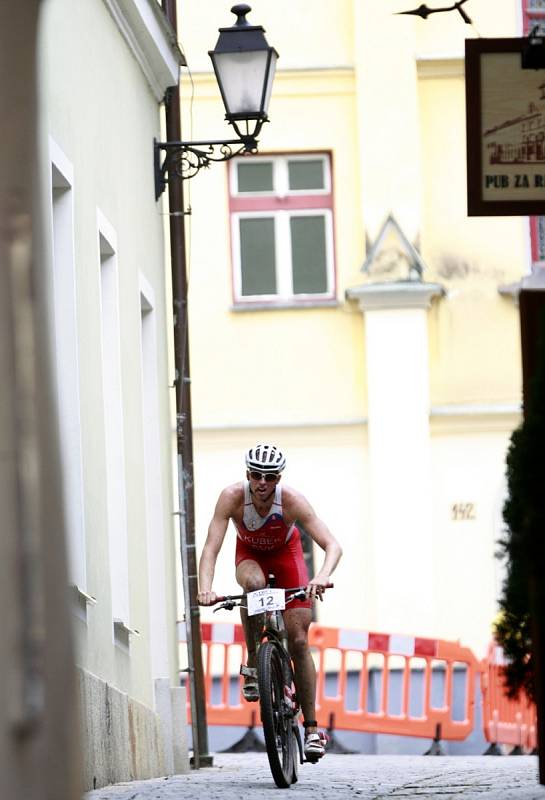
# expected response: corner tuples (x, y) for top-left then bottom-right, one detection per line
(230, 193), (333, 213)
(228, 153), (333, 214)
(530, 215), (545, 263)
(522, 3), (545, 265)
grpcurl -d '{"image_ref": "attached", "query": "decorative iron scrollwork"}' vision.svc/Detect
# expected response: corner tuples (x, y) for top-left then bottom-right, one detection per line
(154, 137), (258, 199)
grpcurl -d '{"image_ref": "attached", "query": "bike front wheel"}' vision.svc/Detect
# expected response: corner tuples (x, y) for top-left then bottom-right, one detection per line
(257, 641), (295, 788)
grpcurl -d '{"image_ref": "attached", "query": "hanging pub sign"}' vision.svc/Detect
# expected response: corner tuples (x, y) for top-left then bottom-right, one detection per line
(466, 36), (545, 216)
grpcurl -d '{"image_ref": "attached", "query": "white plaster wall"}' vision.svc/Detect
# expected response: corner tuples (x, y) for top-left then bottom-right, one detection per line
(178, 0), (354, 72)
(39, 0), (177, 707)
(193, 426), (371, 632)
(353, 0), (422, 242)
(191, 419), (515, 659)
(430, 429), (513, 658)
(364, 307), (435, 636)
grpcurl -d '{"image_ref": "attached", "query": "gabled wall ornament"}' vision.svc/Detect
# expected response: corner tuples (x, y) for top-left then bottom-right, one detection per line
(347, 214), (444, 310)
(361, 213), (427, 283)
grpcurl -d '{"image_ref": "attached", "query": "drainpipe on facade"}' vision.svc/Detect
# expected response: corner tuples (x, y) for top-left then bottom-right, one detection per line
(161, 0), (211, 770)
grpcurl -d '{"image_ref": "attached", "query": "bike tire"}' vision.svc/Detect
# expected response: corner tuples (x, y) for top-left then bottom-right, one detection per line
(258, 641), (294, 788)
(290, 725), (299, 783)
(291, 721), (303, 783)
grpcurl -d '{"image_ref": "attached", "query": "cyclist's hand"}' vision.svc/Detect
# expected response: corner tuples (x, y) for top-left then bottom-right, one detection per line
(307, 575), (329, 602)
(197, 590), (217, 606)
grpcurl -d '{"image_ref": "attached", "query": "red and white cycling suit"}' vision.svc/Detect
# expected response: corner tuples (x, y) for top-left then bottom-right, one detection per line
(234, 482), (311, 610)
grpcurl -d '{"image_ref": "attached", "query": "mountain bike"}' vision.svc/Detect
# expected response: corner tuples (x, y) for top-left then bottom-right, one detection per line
(210, 575), (332, 788)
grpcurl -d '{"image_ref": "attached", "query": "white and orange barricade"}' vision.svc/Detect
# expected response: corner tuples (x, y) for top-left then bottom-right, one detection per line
(180, 622), (479, 742)
(310, 626), (477, 741)
(480, 642), (537, 752)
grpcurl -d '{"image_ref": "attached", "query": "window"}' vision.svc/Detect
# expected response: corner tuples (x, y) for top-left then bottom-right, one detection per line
(229, 154), (336, 306)
(49, 140), (87, 598)
(523, 0), (545, 34)
(97, 211), (130, 639)
(526, 0), (545, 14)
(139, 276), (169, 678)
(530, 214), (545, 264)
(522, 1), (545, 266)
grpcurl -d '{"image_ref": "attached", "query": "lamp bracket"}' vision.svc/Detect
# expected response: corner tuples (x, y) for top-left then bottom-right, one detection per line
(154, 136), (258, 198)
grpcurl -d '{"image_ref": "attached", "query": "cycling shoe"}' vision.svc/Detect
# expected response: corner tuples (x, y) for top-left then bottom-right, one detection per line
(304, 730), (328, 761)
(240, 665), (259, 702)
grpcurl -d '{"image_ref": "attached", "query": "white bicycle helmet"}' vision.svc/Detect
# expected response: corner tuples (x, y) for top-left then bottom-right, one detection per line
(245, 443), (286, 474)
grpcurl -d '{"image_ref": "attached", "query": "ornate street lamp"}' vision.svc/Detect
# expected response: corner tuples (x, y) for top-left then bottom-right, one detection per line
(154, 4), (278, 198)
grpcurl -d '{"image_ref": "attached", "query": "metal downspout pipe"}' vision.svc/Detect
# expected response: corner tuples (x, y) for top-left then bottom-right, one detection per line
(161, 0), (211, 771)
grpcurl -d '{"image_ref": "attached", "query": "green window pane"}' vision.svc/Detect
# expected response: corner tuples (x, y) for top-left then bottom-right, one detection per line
(237, 162), (273, 192)
(240, 218), (276, 296)
(288, 159), (325, 191)
(290, 216), (328, 294)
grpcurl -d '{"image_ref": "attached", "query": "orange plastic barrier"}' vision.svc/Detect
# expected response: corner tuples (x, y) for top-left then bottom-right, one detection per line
(311, 625), (477, 741)
(180, 622), (478, 741)
(480, 642), (537, 752)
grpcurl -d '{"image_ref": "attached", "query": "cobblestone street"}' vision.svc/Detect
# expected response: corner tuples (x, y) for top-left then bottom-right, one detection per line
(85, 753), (545, 799)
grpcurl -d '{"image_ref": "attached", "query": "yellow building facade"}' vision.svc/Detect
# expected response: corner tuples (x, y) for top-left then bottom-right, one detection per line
(179, 0), (528, 657)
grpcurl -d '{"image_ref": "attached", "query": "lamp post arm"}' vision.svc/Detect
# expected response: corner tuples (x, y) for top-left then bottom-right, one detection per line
(154, 136), (259, 198)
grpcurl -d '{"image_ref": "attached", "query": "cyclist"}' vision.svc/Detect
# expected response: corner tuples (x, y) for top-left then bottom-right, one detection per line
(197, 443), (342, 760)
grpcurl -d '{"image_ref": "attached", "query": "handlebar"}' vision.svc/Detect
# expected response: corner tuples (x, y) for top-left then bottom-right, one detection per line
(201, 582), (334, 611)
(214, 593), (244, 604)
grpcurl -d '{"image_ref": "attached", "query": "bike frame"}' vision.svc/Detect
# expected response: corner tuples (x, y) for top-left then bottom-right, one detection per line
(207, 576), (332, 787)
(211, 578), (306, 783)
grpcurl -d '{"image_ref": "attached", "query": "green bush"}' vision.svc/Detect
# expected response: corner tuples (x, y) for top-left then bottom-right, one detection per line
(495, 308), (545, 702)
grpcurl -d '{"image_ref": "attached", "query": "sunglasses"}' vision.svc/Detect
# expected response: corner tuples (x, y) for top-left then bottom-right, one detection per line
(248, 470), (279, 483)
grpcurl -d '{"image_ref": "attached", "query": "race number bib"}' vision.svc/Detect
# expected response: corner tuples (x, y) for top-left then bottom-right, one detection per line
(247, 588), (285, 617)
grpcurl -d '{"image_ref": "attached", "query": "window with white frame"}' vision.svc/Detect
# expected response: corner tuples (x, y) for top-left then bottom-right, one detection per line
(522, 0), (545, 266)
(229, 154), (336, 306)
(97, 212), (130, 637)
(50, 142), (88, 597)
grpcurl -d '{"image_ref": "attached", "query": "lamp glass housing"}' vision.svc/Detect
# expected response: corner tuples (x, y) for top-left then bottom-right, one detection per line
(211, 48), (277, 119)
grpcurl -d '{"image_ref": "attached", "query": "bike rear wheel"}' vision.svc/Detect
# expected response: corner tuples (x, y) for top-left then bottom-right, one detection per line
(257, 641), (295, 788)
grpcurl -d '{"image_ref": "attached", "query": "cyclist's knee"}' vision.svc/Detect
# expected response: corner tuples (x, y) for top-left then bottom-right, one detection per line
(242, 574), (266, 593)
(236, 561), (266, 593)
(288, 633), (309, 660)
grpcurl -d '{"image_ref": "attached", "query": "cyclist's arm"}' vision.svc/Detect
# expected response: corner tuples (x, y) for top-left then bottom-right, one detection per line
(285, 490), (342, 593)
(197, 489), (234, 605)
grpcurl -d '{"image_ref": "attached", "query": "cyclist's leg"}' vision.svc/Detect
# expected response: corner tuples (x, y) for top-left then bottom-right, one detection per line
(284, 608), (327, 759)
(283, 607), (315, 721)
(271, 535), (327, 758)
(265, 534), (314, 721)
(235, 557), (266, 698)
(267, 532), (314, 722)
(284, 608), (326, 758)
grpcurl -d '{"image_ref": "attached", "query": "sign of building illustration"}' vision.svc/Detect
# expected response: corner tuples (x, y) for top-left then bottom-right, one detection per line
(484, 82), (545, 165)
